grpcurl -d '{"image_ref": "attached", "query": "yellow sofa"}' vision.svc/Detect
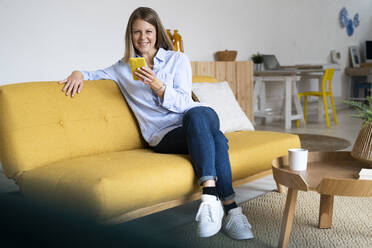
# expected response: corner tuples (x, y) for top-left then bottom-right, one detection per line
(0, 80), (300, 223)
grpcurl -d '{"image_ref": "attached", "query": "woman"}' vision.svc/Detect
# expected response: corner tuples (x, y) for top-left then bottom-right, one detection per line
(59, 7), (253, 240)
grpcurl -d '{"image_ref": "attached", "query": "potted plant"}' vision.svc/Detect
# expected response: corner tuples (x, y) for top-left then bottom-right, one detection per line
(251, 52), (264, 71)
(344, 96), (372, 166)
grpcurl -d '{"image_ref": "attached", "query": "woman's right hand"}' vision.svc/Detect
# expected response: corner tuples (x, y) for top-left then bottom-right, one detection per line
(59, 70), (84, 97)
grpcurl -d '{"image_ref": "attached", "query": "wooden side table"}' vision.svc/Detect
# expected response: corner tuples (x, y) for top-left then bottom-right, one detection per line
(272, 151), (372, 248)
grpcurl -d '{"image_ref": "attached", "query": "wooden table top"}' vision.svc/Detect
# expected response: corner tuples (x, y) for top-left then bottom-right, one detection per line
(281, 65), (323, 70)
(272, 152), (372, 197)
(254, 69), (324, 77)
(254, 70), (297, 76)
(345, 67), (372, 76)
(280, 160), (363, 189)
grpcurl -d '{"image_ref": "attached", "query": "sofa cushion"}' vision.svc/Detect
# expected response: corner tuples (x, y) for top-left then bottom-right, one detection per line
(192, 81), (255, 133)
(225, 131), (300, 180)
(0, 80), (145, 179)
(18, 149), (199, 220)
(17, 131), (300, 220)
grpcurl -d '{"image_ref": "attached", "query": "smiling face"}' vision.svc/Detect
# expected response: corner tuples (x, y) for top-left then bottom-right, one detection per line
(132, 19), (157, 57)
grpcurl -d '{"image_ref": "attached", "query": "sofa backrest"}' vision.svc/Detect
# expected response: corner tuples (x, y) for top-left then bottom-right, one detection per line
(0, 80), (145, 179)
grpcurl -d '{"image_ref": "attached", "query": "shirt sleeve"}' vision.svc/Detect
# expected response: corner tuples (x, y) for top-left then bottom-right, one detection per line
(160, 53), (195, 113)
(81, 62), (119, 82)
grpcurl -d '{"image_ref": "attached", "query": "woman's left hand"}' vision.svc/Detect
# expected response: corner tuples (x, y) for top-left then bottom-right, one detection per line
(135, 67), (163, 91)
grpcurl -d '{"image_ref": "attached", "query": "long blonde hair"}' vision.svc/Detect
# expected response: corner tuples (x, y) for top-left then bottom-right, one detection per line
(123, 7), (173, 63)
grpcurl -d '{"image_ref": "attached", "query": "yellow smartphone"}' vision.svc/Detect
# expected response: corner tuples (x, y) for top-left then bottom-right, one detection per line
(129, 57), (147, 80)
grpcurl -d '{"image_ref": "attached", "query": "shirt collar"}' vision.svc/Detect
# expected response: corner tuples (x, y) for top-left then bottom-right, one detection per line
(135, 47), (166, 61)
(154, 48), (166, 62)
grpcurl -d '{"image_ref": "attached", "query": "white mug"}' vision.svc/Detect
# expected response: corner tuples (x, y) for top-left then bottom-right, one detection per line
(288, 148), (308, 171)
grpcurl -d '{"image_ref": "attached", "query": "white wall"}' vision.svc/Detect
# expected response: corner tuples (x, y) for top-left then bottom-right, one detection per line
(1, 0), (372, 99)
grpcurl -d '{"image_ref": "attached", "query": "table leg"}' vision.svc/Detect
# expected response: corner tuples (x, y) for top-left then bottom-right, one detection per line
(260, 80), (266, 113)
(278, 188), (298, 248)
(292, 80), (304, 125)
(253, 79), (261, 113)
(284, 78), (292, 129)
(319, 194), (334, 229)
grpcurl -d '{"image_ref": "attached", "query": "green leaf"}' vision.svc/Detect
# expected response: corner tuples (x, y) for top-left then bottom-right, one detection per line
(344, 98), (372, 123)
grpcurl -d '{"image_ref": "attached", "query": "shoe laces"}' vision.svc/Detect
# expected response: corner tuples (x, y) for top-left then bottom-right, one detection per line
(195, 202), (217, 223)
(228, 213), (252, 229)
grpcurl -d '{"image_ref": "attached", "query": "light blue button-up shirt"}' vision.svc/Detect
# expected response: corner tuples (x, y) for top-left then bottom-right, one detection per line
(81, 48), (206, 146)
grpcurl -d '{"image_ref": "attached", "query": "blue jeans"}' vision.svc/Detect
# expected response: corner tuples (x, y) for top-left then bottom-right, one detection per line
(153, 106), (235, 201)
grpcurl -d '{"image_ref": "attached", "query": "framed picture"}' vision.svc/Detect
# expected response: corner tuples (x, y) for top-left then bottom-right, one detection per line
(349, 46), (361, 67)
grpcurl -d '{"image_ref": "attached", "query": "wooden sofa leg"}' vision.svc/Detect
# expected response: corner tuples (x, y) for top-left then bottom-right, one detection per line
(276, 182), (286, 193)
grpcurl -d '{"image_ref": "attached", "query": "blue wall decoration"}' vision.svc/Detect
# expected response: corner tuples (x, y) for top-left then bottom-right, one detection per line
(340, 7), (349, 27)
(353, 13), (360, 27)
(340, 7), (360, 36)
(347, 19), (354, 36)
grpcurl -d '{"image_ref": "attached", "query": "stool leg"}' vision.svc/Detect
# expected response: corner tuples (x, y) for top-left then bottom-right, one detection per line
(323, 94), (330, 128)
(330, 94), (337, 125)
(296, 95), (302, 128)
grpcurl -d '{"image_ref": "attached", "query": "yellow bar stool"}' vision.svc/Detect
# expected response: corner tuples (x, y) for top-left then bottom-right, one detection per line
(296, 68), (337, 128)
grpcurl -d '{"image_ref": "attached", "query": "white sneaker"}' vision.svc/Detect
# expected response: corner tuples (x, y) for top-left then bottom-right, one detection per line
(195, 194), (224, 238)
(223, 207), (254, 240)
